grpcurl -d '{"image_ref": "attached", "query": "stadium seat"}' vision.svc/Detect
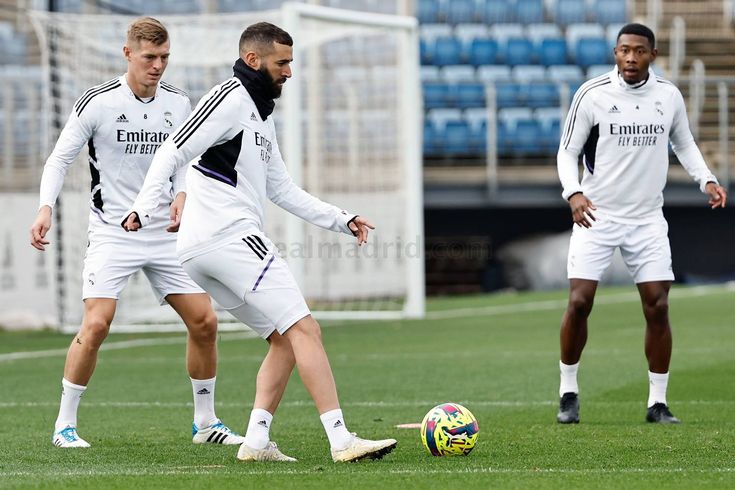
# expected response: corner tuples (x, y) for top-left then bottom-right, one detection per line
(447, 0), (477, 24)
(526, 82), (560, 108)
(515, 0), (545, 24)
(477, 65), (512, 84)
(441, 65), (477, 83)
(594, 0), (628, 25)
(417, 0), (441, 23)
(469, 38), (499, 66)
(575, 37), (610, 68)
(489, 24), (525, 62)
(586, 64), (611, 79)
(498, 107), (533, 129)
(554, 0), (587, 26)
(427, 108), (464, 129)
(505, 38), (534, 66)
(423, 120), (441, 156)
(539, 38), (568, 66)
(525, 23), (562, 46)
(443, 120), (472, 156)
(455, 23), (489, 61)
(536, 108), (562, 152)
(606, 23), (625, 48)
(495, 83), (523, 108)
(421, 65), (441, 83)
(511, 119), (543, 154)
(455, 83), (486, 109)
(433, 37), (463, 66)
(512, 65), (546, 83)
(423, 83), (452, 109)
(566, 23), (605, 53)
(420, 38), (432, 65)
(547, 65), (584, 83)
(484, 0), (514, 24)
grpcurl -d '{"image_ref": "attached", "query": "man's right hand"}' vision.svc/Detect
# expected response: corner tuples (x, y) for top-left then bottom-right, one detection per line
(568, 193), (597, 228)
(30, 205), (52, 251)
(122, 212), (141, 232)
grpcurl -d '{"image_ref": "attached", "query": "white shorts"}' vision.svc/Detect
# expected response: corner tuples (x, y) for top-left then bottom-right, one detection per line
(567, 217), (674, 283)
(82, 230), (204, 304)
(181, 233), (310, 339)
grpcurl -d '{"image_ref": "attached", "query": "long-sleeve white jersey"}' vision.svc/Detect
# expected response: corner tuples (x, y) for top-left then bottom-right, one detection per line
(39, 75), (191, 234)
(129, 76), (356, 262)
(558, 67), (718, 224)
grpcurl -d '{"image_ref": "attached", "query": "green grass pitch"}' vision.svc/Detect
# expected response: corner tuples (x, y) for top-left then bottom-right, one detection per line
(1, 285), (734, 489)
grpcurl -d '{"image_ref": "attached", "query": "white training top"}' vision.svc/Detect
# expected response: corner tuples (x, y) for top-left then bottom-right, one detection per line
(558, 67), (718, 224)
(39, 75), (191, 234)
(129, 77), (356, 262)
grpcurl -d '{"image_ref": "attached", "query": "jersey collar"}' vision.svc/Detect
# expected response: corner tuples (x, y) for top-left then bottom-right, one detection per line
(121, 74), (158, 103)
(610, 66), (655, 93)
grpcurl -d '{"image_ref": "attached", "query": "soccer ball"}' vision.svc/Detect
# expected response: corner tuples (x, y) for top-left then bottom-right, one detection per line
(420, 402), (479, 456)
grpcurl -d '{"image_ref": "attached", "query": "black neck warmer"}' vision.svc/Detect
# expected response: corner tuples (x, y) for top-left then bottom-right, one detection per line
(233, 58), (276, 120)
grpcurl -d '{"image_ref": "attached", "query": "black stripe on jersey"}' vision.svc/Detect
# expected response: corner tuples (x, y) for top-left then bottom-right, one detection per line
(74, 79), (121, 116)
(194, 130), (243, 187)
(73, 78), (118, 112)
(247, 235), (268, 256)
(582, 123), (599, 175)
(160, 81), (188, 97)
(173, 79), (240, 149)
(88, 139), (104, 211)
(656, 77), (675, 86)
(252, 235), (269, 255)
(243, 238), (265, 260)
(562, 78), (611, 149)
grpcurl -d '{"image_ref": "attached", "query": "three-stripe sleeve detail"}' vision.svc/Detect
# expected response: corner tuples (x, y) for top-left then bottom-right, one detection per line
(173, 79), (240, 149)
(561, 77), (610, 149)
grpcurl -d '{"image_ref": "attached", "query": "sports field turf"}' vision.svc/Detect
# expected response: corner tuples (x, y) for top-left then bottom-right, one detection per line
(1, 284), (734, 489)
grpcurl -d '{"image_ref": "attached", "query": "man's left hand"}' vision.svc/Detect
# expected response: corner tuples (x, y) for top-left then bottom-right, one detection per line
(168, 192), (186, 232)
(348, 216), (375, 246)
(705, 182), (727, 209)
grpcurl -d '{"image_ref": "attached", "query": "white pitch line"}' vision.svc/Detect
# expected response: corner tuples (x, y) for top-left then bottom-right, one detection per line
(1, 467), (733, 477)
(0, 331), (258, 363)
(2, 399), (734, 409)
(2, 284), (732, 363)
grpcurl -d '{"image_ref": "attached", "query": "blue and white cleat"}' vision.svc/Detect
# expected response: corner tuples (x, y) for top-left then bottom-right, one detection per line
(52, 426), (91, 448)
(192, 419), (245, 445)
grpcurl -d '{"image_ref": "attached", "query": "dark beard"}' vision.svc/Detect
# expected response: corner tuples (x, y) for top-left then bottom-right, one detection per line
(259, 66), (283, 99)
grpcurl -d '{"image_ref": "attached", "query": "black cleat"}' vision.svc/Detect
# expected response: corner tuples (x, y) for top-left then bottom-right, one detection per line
(646, 403), (681, 424)
(557, 392), (579, 424)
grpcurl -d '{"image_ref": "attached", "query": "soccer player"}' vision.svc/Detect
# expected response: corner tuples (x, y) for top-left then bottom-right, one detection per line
(555, 23), (727, 424)
(122, 22), (398, 463)
(30, 17), (243, 448)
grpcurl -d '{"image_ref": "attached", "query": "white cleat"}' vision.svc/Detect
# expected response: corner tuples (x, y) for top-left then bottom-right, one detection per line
(192, 420), (245, 445)
(331, 433), (397, 462)
(52, 426), (91, 448)
(237, 441), (297, 462)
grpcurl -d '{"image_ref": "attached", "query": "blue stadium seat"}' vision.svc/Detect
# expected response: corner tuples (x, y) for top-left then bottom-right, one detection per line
(575, 37), (610, 68)
(423, 120), (441, 156)
(539, 38), (568, 66)
(512, 65), (547, 83)
(423, 83), (451, 109)
(455, 83), (486, 109)
(447, 0), (477, 24)
(469, 38), (499, 66)
(443, 120), (472, 155)
(477, 65), (512, 84)
(417, 0), (441, 23)
(420, 65), (441, 83)
(515, 0), (545, 24)
(495, 83), (523, 108)
(497, 120), (511, 155)
(586, 64), (611, 79)
(539, 119), (561, 152)
(594, 0), (628, 25)
(527, 82), (560, 108)
(511, 119), (543, 154)
(554, 0), (587, 26)
(505, 38), (534, 66)
(484, 0), (514, 24)
(455, 23), (489, 60)
(433, 37), (463, 66)
(420, 38), (432, 65)
(441, 65), (477, 83)
(470, 119), (487, 154)
(547, 65), (584, 83)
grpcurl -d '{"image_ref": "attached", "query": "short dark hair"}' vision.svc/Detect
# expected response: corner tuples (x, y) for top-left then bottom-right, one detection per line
(239, 22), (293, 55)
(617, 23), (655, 49)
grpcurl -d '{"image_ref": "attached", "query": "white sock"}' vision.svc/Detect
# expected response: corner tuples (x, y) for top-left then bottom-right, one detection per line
(191, 376), (217, 429)
(320, 408), (352, 450)
(243, 408), (273, 450)
(648, 371), (669, 408)
(55, 378), (86, 432)
(559, 360), (580, 397)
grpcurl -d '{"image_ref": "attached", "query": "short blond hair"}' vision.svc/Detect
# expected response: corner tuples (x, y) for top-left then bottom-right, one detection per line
(127, 17), (168, 46)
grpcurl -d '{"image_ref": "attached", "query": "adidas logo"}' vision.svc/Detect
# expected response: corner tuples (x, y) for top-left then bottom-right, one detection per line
(608, 105), (620, 113)
(116, 113), (129, 123)
(196, 388), (210, 395)
(257, 420), (268, 427)
(333, 420), (343, 428)
(250, 112), (258, 121)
